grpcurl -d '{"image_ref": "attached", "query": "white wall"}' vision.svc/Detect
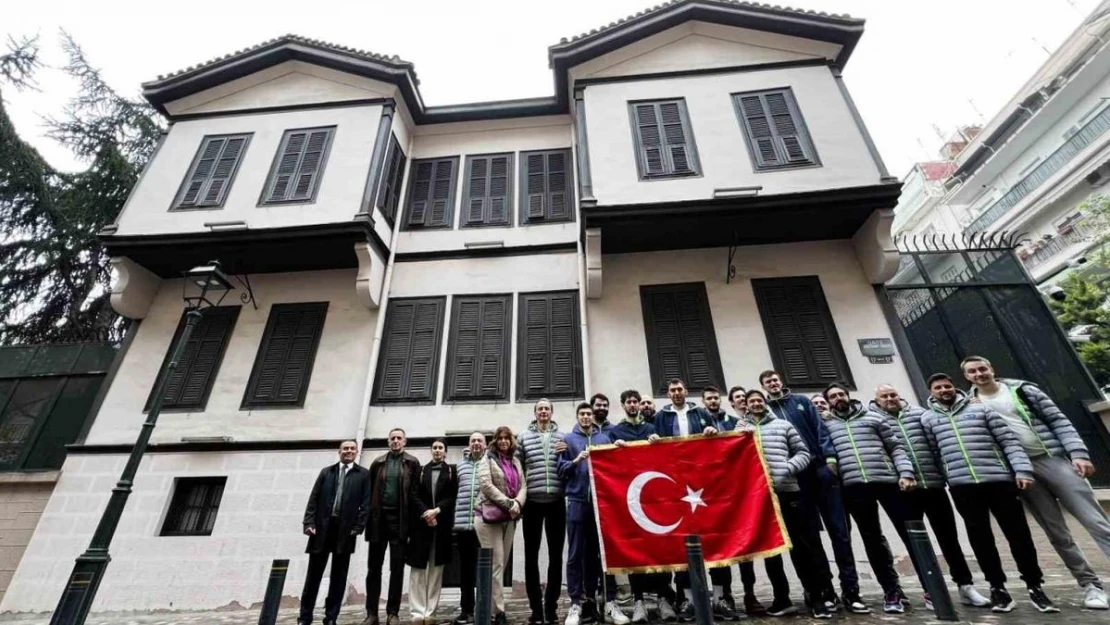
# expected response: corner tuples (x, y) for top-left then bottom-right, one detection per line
(88, 269), (376, 445)
(588, 240), (916, 404)
(583, 64), (882, 206)
(115, 104), (384, 236)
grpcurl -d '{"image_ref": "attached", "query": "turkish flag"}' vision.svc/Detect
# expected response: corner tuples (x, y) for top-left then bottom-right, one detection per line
(589, 433), (789, 573)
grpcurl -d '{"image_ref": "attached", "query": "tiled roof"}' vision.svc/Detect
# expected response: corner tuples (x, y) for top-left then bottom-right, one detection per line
(555, 0), (862, 46)
(145, 34), (416, 87)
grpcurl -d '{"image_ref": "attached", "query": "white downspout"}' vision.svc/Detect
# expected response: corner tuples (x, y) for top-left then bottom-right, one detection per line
(577, 236), (592, 398)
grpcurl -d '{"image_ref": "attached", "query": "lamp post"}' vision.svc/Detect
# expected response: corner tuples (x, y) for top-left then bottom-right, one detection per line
(50, 262), (235, 625)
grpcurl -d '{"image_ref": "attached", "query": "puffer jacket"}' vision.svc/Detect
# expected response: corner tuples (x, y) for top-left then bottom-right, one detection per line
(745, 412), (810, 492)
(453, 450), (483, 532)
(825, 400), (914, 487)
(766, 389), (837, 468)
(971, 379), (1090, 461)
(516, 420), (566, 503)
(870, 400), (945, 489)
(922, 391), (1034, 485)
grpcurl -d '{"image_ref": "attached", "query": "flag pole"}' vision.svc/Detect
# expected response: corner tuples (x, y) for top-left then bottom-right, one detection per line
(588, 419), (609, 622)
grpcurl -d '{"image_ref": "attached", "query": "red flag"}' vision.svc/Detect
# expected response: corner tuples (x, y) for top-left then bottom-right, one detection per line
(589, 433), (789, 573)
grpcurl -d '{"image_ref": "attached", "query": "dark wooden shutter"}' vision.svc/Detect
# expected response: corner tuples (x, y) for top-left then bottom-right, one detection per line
(640, 283), (724, 394)
(263, 127), (334, 203)
(631, 100), (698, 178)
(376, 135), (407, 224)
(517, 292), (582, 399)
(373, 297), (446, 403)
(463, 154), (512, 227)
(445, 295), (511, 400)
(751, 276), (853, 389)
(405, 158), (457, 228)
(243, 303), (328, 408)
(521, 149), (572, 223)
(177, 135), (249, 208)
(735, 89), (817, 170)
(147, 306), (240, 411)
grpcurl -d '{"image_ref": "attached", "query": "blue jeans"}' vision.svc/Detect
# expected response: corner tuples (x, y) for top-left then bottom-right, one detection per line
(799, 466), (859, 594)
(566, 501), (616, 604)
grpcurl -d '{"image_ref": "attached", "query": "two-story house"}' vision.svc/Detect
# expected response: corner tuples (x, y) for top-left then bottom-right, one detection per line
(1, 0), (911, 614)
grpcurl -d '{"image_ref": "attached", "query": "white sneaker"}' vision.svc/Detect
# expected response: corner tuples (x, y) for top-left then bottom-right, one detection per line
(959, 584), (991, 607)
(1083, 584), (1109, 610)
(566, 604), (582, 625)
(606, 601), (631, 625)
(658, 597), (678, 622)
(631, 600), (649, 624)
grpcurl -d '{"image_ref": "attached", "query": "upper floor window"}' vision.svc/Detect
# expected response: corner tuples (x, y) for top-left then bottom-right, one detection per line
(404, 157), (459, 229)
(372, 297), (447, 403)
(173, 134), (251, 209)
(260, 127), (335, 204)
(444, 294), (512, 401)
(377, 134), (407, 226)
(462, 154), (513, 228)
(629, 99), (700, 180)
(517, 291), (584, 400)
(520, 149), (573, 223)
(146, 306), (240, 412)
(733, 88), (819, 171)
(640, 282), (724, 394)
(242, 302), (328, 409)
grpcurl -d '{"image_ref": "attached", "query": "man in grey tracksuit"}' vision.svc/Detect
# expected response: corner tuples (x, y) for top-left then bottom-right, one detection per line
(452, 433), (487, 625)
(822, 383), (916, 614)
(518, 399), (569, 624)
(963, 356), (1110, 610)
(921, 373), (1057, 614)
(870, 385), (990, 609)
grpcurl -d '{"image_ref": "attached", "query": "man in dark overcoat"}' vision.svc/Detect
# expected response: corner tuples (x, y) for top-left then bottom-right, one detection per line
(299, 439), (370, 625)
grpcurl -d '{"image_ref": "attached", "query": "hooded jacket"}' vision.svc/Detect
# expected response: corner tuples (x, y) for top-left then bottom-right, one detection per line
(921, 390), (1034, 485)
(824, 399), (914, 487)
(765, 389), (837, 468)
(870, 400), (945, 489)
(653, 402), (716, 437)
(970, 378), (1090, 462)
(453, 448), (484, 532)
(516, 420), (567, 503)
(556, 423), (612, 503)
(609, 417), (656, 442)
(744, 411), (810, 492)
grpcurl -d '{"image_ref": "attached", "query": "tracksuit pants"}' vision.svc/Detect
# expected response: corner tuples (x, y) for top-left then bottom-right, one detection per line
(901, 487), (975, 586)
(949, 482), (1044, 588)
(841, 483), (915, 594)
(567, 501), (616, 605)
(799, 466), (859, 594)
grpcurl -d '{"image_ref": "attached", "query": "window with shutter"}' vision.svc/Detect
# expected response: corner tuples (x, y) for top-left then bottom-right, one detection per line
(516, 291), (583, 400)
(261, 127), (335, 204)
(444, 295), (511, 401)
(733, 88), (820, 171)
(462, 154), (513, 227)
(629, 99), (700, 180)
(520, 149), (573, 223)
(372, 297), (447, 403)
(173, 134), (251, 209)
(376, 135), (408, 225)
(751, 276), (853, 389)
(145, 307), (240, 411)
(242, 302), (328, 408)
(404, 157), (459, 229)
(640, 283), (724, 394)
(160, 477), (227, 536)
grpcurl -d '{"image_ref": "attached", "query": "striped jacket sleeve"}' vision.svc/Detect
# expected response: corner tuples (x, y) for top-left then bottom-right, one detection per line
(878, 418), (916, 479)
(783, 422), (812, 476)
(1022, 384), (1090, 461)
(984, 408), (1034, 480)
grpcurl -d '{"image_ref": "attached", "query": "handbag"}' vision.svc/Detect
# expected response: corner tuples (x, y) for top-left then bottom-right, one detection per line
(477, 456), (517, 524)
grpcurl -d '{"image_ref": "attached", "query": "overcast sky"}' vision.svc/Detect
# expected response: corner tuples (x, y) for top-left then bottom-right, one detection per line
(2, 0), (1101, 177)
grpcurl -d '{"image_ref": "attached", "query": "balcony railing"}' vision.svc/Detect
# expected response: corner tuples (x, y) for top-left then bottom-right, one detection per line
(1019, 220), (1102, 271)
(967, 105), (1110, 233)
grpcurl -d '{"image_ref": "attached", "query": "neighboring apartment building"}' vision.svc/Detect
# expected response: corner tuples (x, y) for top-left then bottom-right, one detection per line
(891, 160), (959, 237)
(943, 1), (1110, 283)
(1, 0), (909, 613)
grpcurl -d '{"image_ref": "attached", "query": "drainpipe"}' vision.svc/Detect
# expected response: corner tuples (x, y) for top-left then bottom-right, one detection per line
(577, 235), (593, 398)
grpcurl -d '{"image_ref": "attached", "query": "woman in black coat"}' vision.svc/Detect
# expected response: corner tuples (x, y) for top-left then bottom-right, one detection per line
(407, 439), (459, 625)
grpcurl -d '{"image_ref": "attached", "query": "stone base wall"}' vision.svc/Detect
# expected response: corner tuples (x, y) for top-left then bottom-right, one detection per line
(0, 475), (57, 606)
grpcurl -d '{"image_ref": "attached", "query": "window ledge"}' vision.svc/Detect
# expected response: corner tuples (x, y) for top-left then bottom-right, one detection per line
(0, 470), (61, 484)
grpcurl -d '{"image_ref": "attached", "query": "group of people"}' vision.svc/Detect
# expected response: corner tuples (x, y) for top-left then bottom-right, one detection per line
(297, 357), (1110, 625)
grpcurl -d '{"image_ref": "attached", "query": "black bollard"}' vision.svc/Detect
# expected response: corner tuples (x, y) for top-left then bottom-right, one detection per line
(683, 536), (714, 625)
(476, 547), (494, 625)
(904, 520), (958, 621)
(258, 559), (289, 625)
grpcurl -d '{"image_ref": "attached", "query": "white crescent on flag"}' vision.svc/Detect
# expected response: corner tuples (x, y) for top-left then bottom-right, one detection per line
(626, 471), (682, 535)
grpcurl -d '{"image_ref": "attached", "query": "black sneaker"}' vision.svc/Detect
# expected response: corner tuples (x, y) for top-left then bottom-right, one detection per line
(883, 590), (905, 614)
(677, 601), (696, 622)
(810, 602), (832, 620)
(824, 590), (843, 613)
(766, 598), (797, 617)
(991, 587), (1015, 613)
(452, 612), (474, 625)
(743, 595), (766, 616)
(1029, 587), (1060, 613)
(713, 598), (739, 621)
(544, 611), (558, 625)
(582, 601), (599, 625)
(897, 587), (912, 609)
(842, 591), (869, 614)
(529, 612), (544, 625)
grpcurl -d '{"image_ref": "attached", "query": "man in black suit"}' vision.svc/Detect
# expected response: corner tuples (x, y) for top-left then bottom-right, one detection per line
(300, 440), (370, 625)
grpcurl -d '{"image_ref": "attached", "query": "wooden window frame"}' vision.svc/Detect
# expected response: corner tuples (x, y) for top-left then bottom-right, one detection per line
(376, 134), (408, 227)
(515, 291), (584, 401)
(258, 126), (336, 206)
(639, 282), (725, 395)
(443, 294), (513, 403)
(751, 276), (854, 390)
(402, 157), (459, 230)
(519, 149), (575, 224)
(171, 133), (252, 210)
(371, 297), (447, 404)
(461, 153), (514, 228)
(732, 87), (821, 172)
(160, 476), (227, 537)
(144, 306), (240, 412)
(628, 99), (701, 180)
(241, 302), (329, 409)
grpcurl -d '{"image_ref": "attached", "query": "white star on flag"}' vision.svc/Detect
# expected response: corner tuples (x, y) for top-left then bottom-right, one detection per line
(681, 485), (706, 513)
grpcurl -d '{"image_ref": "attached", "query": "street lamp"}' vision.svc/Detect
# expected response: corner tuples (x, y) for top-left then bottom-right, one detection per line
(50, 261), (235, 625)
